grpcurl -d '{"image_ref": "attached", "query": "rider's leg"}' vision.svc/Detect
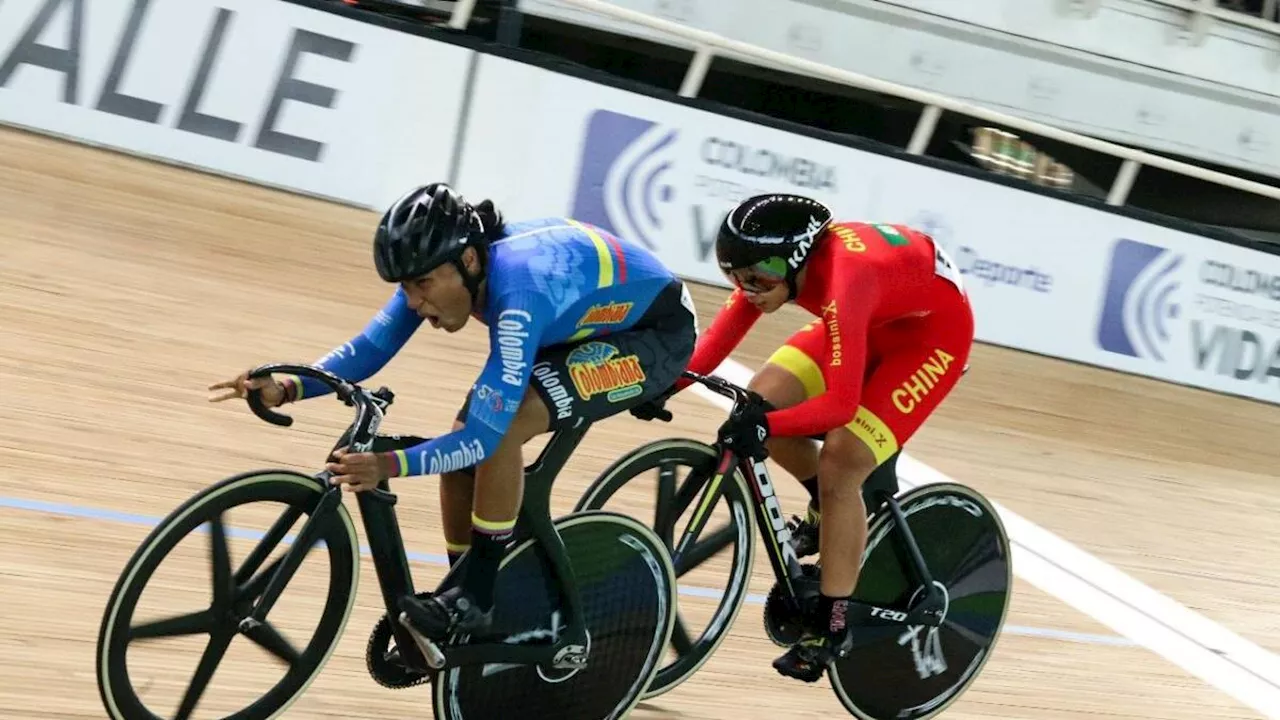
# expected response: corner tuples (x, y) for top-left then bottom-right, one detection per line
(755, 320), (836, 556)
(341, 429), (477, 567)
(748, 362), (818, 480)
(439, 418), (475, 567)
(771, 414), (892, 684)
(747, 361), (825, 555)
(773, 280), (974, 683)
(755, 319), (827, 506)
(439, 477), (474, 566)
(814, 428), (875, 598)
(462, 387), (550, 614)
(403, 387), (551, 638)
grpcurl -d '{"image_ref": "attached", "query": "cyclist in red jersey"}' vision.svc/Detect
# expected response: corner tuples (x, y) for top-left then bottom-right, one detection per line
(670, 193), (973, 682)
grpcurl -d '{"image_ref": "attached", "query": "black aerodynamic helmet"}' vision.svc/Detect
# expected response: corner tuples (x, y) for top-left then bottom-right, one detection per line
(715, 193), (833, 298)
(372, 182), (488, 300)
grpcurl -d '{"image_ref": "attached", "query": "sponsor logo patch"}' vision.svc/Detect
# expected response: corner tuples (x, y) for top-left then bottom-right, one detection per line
(566, 341), (647, 402)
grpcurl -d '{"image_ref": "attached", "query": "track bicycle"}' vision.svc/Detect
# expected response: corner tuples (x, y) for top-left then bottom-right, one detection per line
(575, 370), (1013, 720)
(96, 362), (677, 720)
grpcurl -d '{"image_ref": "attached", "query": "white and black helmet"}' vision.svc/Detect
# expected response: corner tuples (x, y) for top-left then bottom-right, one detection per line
(715, 193), (833, 298)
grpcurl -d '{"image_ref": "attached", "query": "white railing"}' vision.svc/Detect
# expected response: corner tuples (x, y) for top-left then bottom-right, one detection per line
(1140, 0), (1280, 35)
(448, 0), (481, 29)
(449, 0), (1280, 210)
(973, 0), (1280, 35)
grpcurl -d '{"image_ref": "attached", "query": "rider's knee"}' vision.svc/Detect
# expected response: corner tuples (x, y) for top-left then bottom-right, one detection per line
(764, 434), (809, 455)
(748, 363), (810, 411)
(817, 430), (877, 503)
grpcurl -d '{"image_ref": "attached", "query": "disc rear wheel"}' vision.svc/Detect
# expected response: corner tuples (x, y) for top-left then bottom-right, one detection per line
(575, 439), (756, 699)
(830, 483), (1011, 720)
(432, 511), (677, 720)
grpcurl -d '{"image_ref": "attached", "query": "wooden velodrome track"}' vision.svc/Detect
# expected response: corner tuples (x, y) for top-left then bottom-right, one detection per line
(1, 124), (1277, 719)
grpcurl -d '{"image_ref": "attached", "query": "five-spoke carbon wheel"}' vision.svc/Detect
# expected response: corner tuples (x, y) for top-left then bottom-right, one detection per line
(97, 470), (361, 720)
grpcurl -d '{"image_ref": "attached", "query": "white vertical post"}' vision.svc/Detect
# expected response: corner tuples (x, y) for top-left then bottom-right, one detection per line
(1183, 0), (1216, 45)
(1264, 0), (1278, 22)
(449, 0), (480, 30)
(907, 105), (943, 155)
(1057, 0), (1101, 20)
(679, 46), (715, 98)
(1107, 159), (1142, 206)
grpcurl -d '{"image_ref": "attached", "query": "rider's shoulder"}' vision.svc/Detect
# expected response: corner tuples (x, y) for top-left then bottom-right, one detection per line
(822, 220), (919, 253)
(490, 217), (598, 247)
(494, 217), (570, 238)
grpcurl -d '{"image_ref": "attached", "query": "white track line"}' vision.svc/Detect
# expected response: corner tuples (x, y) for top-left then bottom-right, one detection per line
(692, 359), (1280, 719)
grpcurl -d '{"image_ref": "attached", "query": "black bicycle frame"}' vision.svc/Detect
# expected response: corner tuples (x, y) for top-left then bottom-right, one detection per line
(673, 371), (947, 630)
(239, 363), (592, 673)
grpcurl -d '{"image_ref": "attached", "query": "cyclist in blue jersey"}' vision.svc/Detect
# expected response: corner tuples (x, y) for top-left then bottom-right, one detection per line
(209, 183), (698, 639)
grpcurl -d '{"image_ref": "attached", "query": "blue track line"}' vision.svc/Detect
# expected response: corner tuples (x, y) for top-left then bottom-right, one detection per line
(0, 494), (1134, 647)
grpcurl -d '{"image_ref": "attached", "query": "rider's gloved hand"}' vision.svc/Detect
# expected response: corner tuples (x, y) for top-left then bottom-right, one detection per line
(716, 392), (772, 461)
(630, 385), (677, 422)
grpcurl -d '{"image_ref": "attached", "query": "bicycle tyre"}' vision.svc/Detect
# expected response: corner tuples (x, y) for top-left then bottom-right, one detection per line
(96, 470), (361, 720)
(829, 482), (1012, 720)
(432, 511), (677, 720)
(575, 438), (756, 700)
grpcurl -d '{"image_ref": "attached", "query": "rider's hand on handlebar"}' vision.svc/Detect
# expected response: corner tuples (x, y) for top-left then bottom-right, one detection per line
(715, 390), (772, 461)
(326, 447), (395, 493)
(629, 398), (670, 422)
(208, 370), (288, 408)
(629, 384), (678, 422)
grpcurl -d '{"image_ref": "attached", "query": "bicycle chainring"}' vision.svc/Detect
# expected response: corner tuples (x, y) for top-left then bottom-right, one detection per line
(365, 592), (436, 690)
(763, 563), (822, 648)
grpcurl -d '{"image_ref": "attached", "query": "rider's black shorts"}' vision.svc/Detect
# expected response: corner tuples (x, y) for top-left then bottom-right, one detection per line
(455, 278), (697, 433)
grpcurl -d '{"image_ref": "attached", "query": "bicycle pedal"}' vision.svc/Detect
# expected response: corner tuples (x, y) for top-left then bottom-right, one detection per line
(398, 612), (447, 669)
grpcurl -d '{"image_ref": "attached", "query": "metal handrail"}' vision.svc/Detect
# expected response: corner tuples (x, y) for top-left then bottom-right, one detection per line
(1148, 0), (1280, 34)
(463, 0), (1280, 208)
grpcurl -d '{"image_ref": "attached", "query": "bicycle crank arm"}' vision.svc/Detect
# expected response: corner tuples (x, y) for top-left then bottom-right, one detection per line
(398, 613), (447, 669)
(393, 619), (582, 672)
(846, 597), (944, 628)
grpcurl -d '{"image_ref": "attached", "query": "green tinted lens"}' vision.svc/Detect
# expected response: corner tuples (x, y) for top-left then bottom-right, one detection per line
(755, 257), (787, 278)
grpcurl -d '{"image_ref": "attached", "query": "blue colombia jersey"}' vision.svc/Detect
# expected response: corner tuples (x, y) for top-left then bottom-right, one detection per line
(286, 217), (688, 477)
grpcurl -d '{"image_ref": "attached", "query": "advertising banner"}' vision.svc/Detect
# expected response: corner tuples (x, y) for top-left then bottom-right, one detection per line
(0, 0), (471, 209)
(459, 53), (1280, 405)
(457, 53), (879, 287)
(1089, 227), (1280, 401)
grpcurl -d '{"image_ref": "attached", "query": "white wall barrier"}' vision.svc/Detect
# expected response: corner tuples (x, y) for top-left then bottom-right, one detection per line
(0, 0), (471, 210)
(457, 52), (1280, 405)
(3, 0), (1279, 406)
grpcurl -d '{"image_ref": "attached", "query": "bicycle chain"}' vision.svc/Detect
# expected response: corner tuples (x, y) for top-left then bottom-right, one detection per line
(365, 592), (437, 690)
